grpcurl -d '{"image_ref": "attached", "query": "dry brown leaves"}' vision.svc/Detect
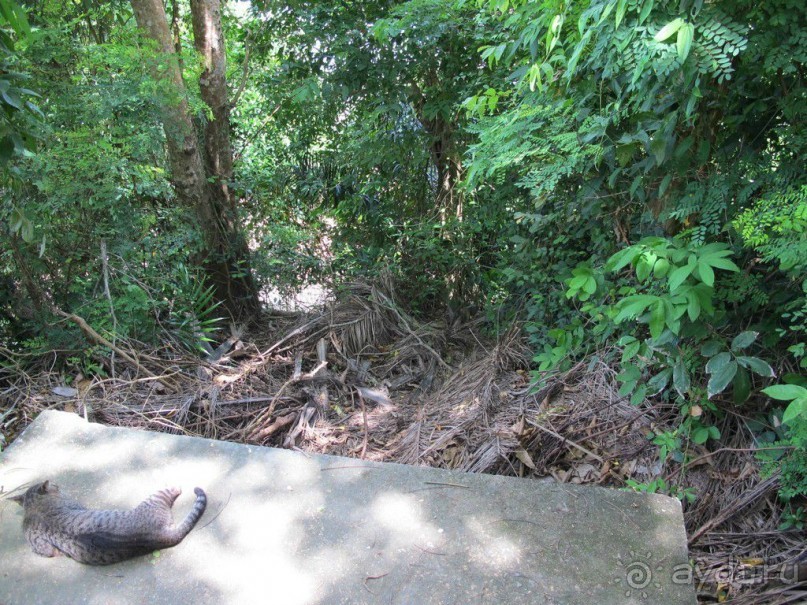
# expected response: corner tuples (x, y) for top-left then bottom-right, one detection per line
(0, 280), (804, 603)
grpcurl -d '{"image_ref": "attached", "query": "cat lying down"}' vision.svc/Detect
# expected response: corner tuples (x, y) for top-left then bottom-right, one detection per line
(11, 481), (207, 565)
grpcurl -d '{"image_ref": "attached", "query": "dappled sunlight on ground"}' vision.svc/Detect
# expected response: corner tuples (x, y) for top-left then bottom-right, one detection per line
(464, 515), (524, 569)
(0, 410), (695, 605)
(261, 283), (331, 312)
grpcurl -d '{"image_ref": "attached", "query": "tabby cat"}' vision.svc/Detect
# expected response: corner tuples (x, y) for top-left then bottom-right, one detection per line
(11, 480), (207, 565)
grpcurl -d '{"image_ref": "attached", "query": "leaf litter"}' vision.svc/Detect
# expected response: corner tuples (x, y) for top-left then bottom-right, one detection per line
(0, 280), (804, 603)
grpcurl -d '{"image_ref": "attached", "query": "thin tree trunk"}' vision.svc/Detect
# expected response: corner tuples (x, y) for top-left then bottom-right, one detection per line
(190, 0), (232, 195)
(190, 0), (259, 316)
(411, 82), (463, 220)
(130, 0), (259, 319)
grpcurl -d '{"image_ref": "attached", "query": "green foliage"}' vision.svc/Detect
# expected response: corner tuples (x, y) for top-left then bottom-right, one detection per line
(755, 376), (807, 503)
(765, 384), (807, 426)
(778, 505), (805, 531)
(0, 0), (41, 165)
(767, 434), (807, 503)
(242, 0), (510, 310)
(551, 237), (779, 456)
(164, 265), (222, 354)
(625, 476), (697, 504)
(0, 0), (804, 510)
(0, 2), (227, 353)
(735, 185), (807, 274)
(463, 0), (806, 502)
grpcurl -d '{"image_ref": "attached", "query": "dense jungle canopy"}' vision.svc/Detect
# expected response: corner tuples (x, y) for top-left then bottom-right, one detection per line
(0, 0), (805, 601)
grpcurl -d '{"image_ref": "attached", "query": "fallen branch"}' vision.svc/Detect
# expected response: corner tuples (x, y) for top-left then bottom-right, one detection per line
(248, 412), (296, 443)
(54, 308), (164, 384)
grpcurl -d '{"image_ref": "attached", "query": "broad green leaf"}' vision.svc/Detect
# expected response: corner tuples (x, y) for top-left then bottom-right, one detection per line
(545, 31), (557, 56)
(649, 300), (665, 339)
(700, 341), (723, 357)
(666, 293), (688, 320)
(648, 368), (672, 394)
(708, 357), (738, 398)
(615, 0), (628, 28)
(577, 10), (589, 36)
(615, 295), (656, 322)
(733, 367), (751, 404)
(782, 398), (807, 424)
(705, 257), (740, 272)
(0, 0), (30, 37)
(636, 256), (653, 282)
(654, 18), (684, 42)
(567, 30), (593, 79)
(527, 63), (543, 92)
(618, 363), (642, 382)
(731, 331), (758, 351)
(659, 173), (673, 197)
(696, 261), (715, 287)
(676, 23), (694, 62)
(763, 384), (807, 401)
(673, 359), (690, 398)
(619, 380), (637, 397)
(622, 340), (641, 363)
(616, 144), (636, 167)
(630, 384), (648, 405)
(650, 133), (667, 165)
(668, 264), (694, 291)
(607, 246), (639, 271)
(1, 90), (22, 110)
(694, 283), (715, 316)
(691, 426), (710, 444)
(568, 275), (588, 289)
(653, 258), (671, 278)
(685, 289), (701, 321)
(706, 351), (732, 374)
(699, 242), (731, 255)
(629, 175), (643, 199)
(20, 217), (33, 242)
(639, 0), (654, 24)
(663, 297), (686, 334)
(597, 1), (616, 26)
(608, 167), (622, 188)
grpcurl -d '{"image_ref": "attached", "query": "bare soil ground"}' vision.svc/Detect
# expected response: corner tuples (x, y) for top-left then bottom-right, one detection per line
(1, 281), (805, 603)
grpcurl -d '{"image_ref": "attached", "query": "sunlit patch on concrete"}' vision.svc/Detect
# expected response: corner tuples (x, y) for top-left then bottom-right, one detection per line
(0, 411), (696, 604)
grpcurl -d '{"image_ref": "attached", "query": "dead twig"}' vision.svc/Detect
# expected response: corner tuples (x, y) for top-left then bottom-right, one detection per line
(53, 309), (169, 386)
(531, 422), (604, 463)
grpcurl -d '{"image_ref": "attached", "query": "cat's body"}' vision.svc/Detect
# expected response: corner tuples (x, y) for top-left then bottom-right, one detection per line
(12, 481), (207, 565)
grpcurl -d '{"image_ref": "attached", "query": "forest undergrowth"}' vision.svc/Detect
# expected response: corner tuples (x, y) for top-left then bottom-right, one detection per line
(1, 279), (804, 604)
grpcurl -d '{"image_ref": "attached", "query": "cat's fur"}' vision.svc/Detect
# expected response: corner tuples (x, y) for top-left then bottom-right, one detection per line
(11, 480), (207, 565)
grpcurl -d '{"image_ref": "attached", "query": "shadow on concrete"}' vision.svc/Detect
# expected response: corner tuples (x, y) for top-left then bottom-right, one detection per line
(0, 410), (696, 604)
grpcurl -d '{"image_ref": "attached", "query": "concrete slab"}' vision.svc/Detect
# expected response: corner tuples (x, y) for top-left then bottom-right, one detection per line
(0, 410), (696, 604)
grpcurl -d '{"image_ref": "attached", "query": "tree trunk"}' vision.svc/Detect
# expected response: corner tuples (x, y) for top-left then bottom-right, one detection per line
(189, 0), (259, 315)
(410, 82), (463, 220)
(130, 0), (259, 320)
(428, 122), (463, 220)
(190, 0), (232, 196)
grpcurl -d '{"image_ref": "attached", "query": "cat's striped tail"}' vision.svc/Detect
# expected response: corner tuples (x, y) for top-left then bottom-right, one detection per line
(170, 487), (207, 543)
